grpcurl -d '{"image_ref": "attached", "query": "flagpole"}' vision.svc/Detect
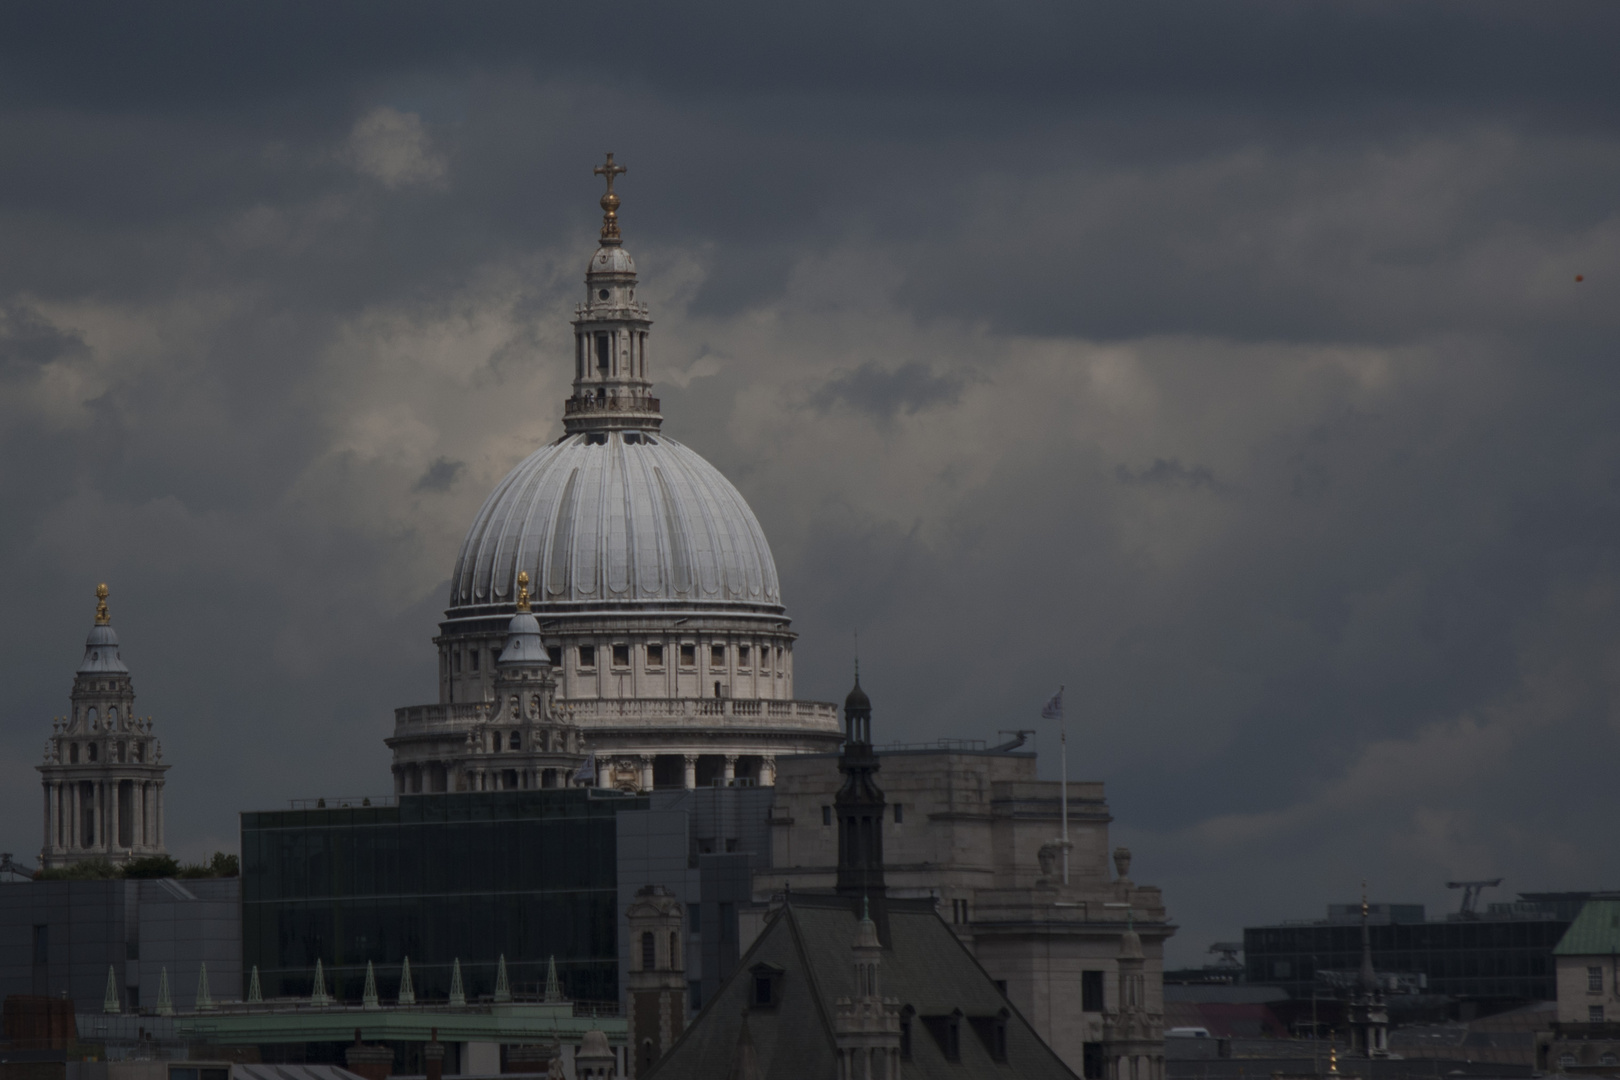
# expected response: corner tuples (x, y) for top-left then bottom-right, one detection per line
(1059, 684), (1069, 885)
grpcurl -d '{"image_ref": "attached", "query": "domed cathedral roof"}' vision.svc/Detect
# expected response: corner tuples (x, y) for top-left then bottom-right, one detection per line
(449, 434), (781, 617)
(442, 151), (782, 628)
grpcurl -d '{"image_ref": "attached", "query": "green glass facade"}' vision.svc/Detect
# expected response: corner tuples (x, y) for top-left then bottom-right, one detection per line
(242, 789), (645, 1007)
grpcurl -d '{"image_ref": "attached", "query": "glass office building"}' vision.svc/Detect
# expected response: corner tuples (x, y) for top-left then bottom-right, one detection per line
(242, 789), (645, 1006)
(1244, 896), (1582, 1003)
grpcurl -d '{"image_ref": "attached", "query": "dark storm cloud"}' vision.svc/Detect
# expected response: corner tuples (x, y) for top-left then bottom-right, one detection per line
(413, 456), (465, 492)
(808, 361), (969, 420)
(1, 0), (1618, 963)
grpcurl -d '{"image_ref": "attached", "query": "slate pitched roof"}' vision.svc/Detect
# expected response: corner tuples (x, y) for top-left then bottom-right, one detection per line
(648, 893), (1078, 1080)
(1554, 898), (1620, 956)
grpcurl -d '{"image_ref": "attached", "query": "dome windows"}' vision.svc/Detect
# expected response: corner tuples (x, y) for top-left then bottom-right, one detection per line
(598, 289), (610, 300)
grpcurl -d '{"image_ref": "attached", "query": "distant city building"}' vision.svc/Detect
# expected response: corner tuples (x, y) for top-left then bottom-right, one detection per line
(1245, 894), (1581, 1004)
(389, 155), (841, 796)
(1541, 895), (1620, 1073)
(752, 682), (1172, 1080)
(36, 585), (169, 870)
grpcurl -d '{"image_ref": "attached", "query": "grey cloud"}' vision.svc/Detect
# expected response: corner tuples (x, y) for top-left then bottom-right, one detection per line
(1115, 458), (1219, 492)
(413, 456), (465, 492)
(0, 303), (87, 373)
(807, 361), (969, 420)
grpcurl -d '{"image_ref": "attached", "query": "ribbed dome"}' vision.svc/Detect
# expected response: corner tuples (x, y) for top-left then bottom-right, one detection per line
(449, 430), (781, 614)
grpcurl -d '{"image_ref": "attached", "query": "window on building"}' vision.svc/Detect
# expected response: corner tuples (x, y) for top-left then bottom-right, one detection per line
(1592, 1005), (1606, 1024)
(893, 803), (904, 824)
(1590, 966), (1604, 992)
(748, 962), (784, 1008)
(596, 333), (610, 372)
(646, 643), (664, 667)
(738, 644), (750, 666)
(469, 648), (480, 672)
(134, 743), (144, 763)
(1083, 969), (1106, 1013)
(509, 732), (521, 750)
(88, 743), (98, 762)
(547, 646), (562, 667)
(612, 644), (630, 668)
(641, 931), (656, 971)
(670, 931), (680, 970)
(943, 1013), (961, 1062)
(69, 743), (79, 764)
(711, 644), (725, 667)
(1083, 1042), (1106, 1080)
(680, 643), (696, 666)
(952, 898), (970, 924)
(579, 645), (596, 668)
(822, 805), (833, 826)
(454, 650), (462, 673)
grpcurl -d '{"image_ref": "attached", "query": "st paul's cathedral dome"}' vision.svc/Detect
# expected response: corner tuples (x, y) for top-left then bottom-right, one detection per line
(388, 154), (841, 797)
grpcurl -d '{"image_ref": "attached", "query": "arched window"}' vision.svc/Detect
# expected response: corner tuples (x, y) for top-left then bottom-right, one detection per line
(88, 743), (98, 762)
(87, 707), (98, 729)
(641, 931), (656, 971)
(670, 931), (680, 970)
(509, 732), (521, 750)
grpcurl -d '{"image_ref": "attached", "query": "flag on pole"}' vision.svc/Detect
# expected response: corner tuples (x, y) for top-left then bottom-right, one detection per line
(573, 750), (597, 786)
(1040, 687), (1064, 722)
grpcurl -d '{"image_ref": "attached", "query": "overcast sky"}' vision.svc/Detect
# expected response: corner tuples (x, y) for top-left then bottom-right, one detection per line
(2, 1), (1617, 965)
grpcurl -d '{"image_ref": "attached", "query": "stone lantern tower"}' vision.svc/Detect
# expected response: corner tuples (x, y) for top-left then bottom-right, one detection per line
(38, 585), (169, 869)
(626, 884), (686, 1076)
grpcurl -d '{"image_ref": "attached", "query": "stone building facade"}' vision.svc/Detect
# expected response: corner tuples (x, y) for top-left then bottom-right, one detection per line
(753, 703), (1171, 1080)
(389, 156), (841, 796)
(36, 585), (169, 870)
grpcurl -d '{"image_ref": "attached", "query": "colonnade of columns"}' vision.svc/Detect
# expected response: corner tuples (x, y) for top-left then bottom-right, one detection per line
(42, 777), (163, 858)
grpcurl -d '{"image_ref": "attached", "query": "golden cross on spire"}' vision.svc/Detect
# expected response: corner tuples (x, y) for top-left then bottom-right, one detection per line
(516, 570), (532, 613)
(593, 152), (627, 242)
(94, 583), (110, 625)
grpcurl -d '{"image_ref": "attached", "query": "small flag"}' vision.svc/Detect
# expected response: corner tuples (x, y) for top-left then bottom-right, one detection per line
(1040, 687), (1064, 722)
(573, 751), (597, 786)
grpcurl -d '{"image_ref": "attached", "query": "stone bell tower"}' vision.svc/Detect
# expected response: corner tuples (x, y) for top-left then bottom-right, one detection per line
(38, 584), (169, 870)
(626, 884), (686, 1076)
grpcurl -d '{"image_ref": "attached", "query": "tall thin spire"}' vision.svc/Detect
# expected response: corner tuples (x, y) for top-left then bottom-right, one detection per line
(1358, 882), (1377, 991)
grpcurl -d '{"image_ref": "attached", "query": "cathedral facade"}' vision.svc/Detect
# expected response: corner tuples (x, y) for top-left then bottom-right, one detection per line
(387, 156), (842, 796)
(36, 585), (169, 870)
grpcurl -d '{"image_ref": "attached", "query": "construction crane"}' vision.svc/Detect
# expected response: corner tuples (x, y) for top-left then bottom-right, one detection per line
(0, 853), (36, 881)
(1446, 878), (1503, 917)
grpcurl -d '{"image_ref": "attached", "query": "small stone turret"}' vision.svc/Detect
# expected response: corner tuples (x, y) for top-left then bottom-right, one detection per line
(834, 672), (887, 931)
(833, 900), (901, 1080)
(627, 884), (686, 1076)
(38, 585), (169, 869)
(1103, 914), (1165, 1080)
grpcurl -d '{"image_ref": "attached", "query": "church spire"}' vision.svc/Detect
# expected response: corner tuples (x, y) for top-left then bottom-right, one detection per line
(835, 670), (886, 938)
